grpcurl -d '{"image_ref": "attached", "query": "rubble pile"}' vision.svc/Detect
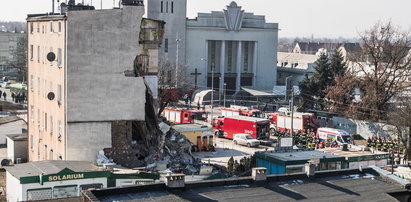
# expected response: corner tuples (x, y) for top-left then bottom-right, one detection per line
(145, 125), (202, 174)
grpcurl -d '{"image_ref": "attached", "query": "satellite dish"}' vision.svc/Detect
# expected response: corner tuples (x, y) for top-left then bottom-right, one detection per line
(47, 52), (56, 62)
(1, 159), (10, 166)
(47, 92), (55, 100)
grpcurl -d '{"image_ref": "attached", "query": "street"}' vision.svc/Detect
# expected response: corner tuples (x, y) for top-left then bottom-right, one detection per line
(193, 136), (272, 167)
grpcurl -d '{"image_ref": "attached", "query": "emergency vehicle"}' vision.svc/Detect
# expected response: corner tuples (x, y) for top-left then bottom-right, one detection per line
(212, 116), (270, 140)
(265, 112), (318, 134)
(316, 127), (352, 145)
(163, 108), (207, 124)
(220, 105), (262, 117)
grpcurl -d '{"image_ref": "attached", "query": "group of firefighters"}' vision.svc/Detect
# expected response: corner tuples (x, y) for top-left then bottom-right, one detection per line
(275, 129), (339, 149)
(367, 136), (399, 152)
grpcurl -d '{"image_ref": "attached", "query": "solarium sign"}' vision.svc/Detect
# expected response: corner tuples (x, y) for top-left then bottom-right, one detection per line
(38, 168), (110, 185)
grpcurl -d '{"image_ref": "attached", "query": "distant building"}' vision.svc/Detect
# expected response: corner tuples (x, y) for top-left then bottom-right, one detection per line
(27, 2), (162, 163)
(293, 41), (361, 58)
(5, 160), (159, 201)
(0, 31), (25, 72)
(276, 52), (318, 85)
(145, 1), (279, 93)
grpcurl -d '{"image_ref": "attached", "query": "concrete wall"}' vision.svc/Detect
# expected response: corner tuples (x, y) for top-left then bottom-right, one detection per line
(145, 0), (187, 63)
(6, 171), (23, 202)
(7, 137), (28, 163)
(0, 120), (26, 144)
(331, 117), (398, 139)
(67, 122), (111, 163)
(66, 6), (146, 122)
(185, 28), (277, 89)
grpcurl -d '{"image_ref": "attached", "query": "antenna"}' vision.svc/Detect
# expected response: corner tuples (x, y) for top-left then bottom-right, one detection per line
(52, 0), (55, 13)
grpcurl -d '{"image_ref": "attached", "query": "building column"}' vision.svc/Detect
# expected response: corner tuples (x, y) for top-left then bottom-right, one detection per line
(252, 41), (258, 87)
(220, 40), (225, 94)
(236, 41), (242, 92)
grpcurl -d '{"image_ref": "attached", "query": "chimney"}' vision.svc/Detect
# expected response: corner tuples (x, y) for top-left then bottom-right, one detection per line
(165, 174), (185, 188)
(305, 162), (316, 177)
(252, 167), (267, 182)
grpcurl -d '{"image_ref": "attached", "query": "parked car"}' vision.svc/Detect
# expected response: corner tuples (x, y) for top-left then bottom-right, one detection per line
(233, 134), (260, 147)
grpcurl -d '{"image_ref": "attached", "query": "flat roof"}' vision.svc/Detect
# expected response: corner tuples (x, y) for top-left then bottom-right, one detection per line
(6, 134), (27, 141)
(0, 116), (23, 125)
(5, 161), (101, 179)
(172, 123), (211, 132)
(256, 150), (345, 165)
(226, 116), (270, 122)
(89, 171), (405, 202)
(319, 147), (391, 161)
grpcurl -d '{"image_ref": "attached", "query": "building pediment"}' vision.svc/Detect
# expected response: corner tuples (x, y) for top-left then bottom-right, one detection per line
(223, 1), (244, 31)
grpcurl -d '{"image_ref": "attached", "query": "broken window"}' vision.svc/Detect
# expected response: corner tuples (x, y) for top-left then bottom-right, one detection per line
(165, 38), (168, 53)
(160, 1), (163, 13)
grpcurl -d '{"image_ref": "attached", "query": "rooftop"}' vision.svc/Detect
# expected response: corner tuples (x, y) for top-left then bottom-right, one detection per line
(172, 123), (211, 132)
(85, 169), (407, 202)
(0, 116), (23, 125)
(225, 115), (270, 123)
(6, 134), (27, 141)
(256, 150), (345, 165)
(5, 160), (101, 179)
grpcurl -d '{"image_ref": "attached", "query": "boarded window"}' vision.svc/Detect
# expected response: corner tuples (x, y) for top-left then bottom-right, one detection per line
(53, 185), (78, 199)
(27, 188), (52, 201)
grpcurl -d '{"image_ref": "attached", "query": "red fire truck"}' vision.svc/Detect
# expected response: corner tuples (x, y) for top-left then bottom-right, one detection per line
(163, 108), (207, 124)
(220, 106), (262, 117)
(212, 116), (271, 140)
(265, 112), (318, 134)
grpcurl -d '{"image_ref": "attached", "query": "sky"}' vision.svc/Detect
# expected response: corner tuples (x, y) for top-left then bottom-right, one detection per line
(0, 0), (410, 38)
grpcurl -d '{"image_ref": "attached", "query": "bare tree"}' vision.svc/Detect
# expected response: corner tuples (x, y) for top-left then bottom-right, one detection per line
(157, 58), (191, 117)
(388, 96), (411, 161)
(7, 35), (27, 82)
(342, 21), (411, 121)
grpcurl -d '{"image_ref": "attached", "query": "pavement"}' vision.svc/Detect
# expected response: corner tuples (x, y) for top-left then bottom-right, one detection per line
(193, 136), (272, 167)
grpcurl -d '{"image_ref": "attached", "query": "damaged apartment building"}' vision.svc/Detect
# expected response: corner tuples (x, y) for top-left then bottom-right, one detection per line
(27, 0), (165, 166)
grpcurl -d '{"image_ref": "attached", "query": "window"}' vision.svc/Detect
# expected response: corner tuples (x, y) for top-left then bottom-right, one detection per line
(166, 1), (168, 13)
(57, 84), (62, 104)
(30, 22), (33, 34)
(227, 41), (233, 72)
(37, 23), (40, 33)
(30, 135), (34, 151)
(49, 47), (53, 66)
(50, 116), (53, 134)
(58, 120), (62, 141)
(171, 1), (174, 13)
(37, 46), (40, 62)
(57, 48), (62, 67)
(58, 21), (62, 33)
(42, 25), (44, 34)
(44, 79), (47, 97)
(160, 1), (163, 13)
(30, 45), (33, 60)
(30, 105), (34, 122)
(50, 21), (54, 33)
(45, 113), (47, 131)
(244, 42), (249, 72)
(30, 75), (34, 91)
(37, 109), (40, 124)
(165, 38), (168, 53)
(37, 77), (40, 95)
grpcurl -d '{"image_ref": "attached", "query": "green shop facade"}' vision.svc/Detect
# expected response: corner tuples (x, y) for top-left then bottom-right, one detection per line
(256, 150), (346, 175)
(6, 161), (159, 201)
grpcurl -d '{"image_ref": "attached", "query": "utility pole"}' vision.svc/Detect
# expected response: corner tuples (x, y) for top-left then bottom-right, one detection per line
(224, 83), (227, 108)
(175, 32), (180, 88)
(291, 88), (295, 135)
(211, 63), (215, 122)
(218, 77), (222, 106)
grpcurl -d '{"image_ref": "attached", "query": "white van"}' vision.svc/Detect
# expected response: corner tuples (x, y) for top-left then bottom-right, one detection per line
(316, 127), (351, 145)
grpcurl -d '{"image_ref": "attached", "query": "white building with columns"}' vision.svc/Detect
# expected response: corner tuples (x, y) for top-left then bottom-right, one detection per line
(145, 1), (278, 94)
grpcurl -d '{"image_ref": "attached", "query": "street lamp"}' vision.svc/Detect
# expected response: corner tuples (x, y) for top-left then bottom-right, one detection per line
(219, 77), (222, 106)
(224, 83), (227, 108)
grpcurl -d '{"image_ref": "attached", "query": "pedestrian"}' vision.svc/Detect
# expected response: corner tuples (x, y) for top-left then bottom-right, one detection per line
(11, 92), (15, 102)
(2, 92), (6, 101)
(0, 90), (2, 98)
(22, 92), (26, 103)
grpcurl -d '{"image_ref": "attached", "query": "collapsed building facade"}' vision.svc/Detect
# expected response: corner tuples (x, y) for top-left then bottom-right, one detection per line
(27, 1), (168, 166)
